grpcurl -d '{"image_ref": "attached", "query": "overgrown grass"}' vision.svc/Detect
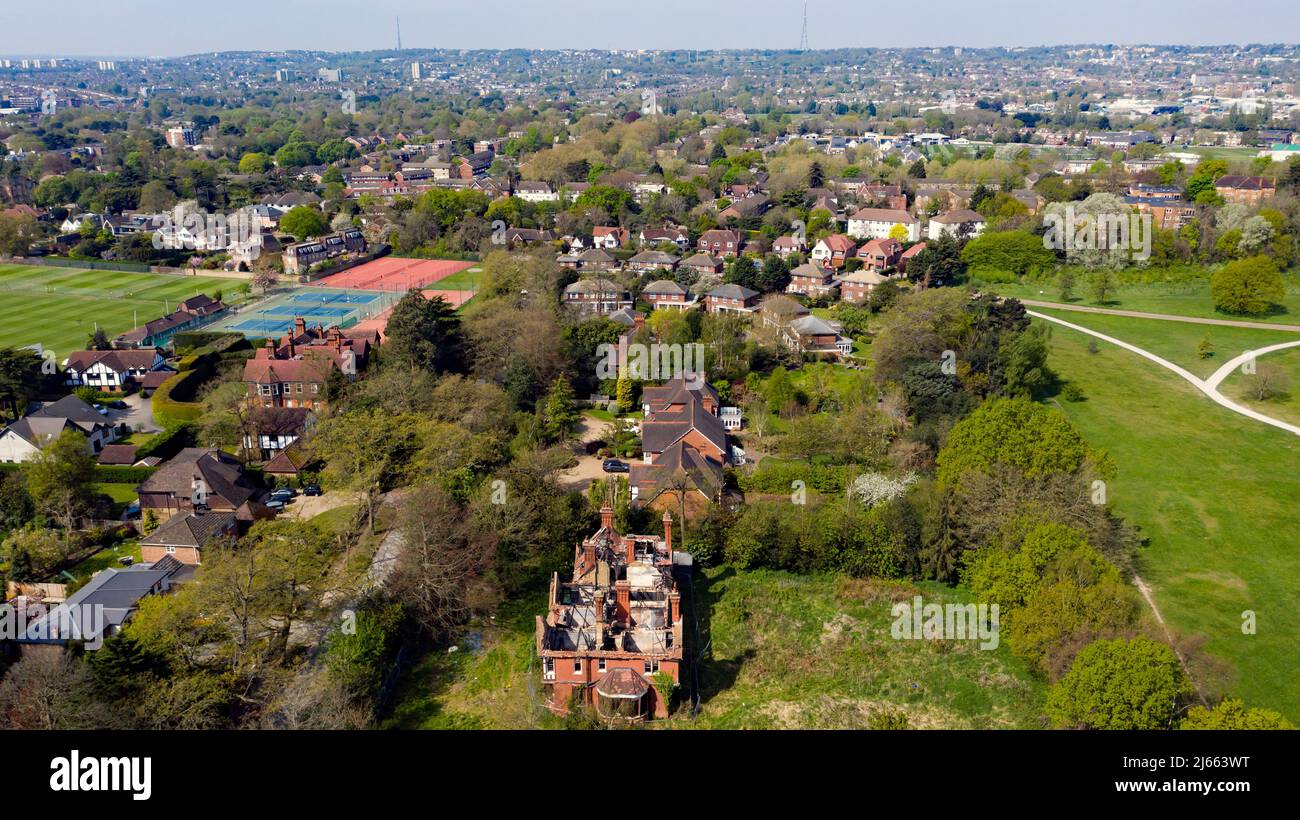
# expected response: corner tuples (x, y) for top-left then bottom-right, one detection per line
(684, 568), (1047, 729)
(382, 569), (1048, 730)
(61, 539), (143, 585)
(1038, 317), (1300, 720)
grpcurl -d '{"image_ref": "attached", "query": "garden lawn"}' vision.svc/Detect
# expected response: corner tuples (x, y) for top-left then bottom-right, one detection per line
(0, 264), (234, 356)
(1038, 317), (1300, 721)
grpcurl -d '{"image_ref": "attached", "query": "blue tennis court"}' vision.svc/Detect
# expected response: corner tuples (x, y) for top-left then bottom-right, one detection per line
(232, 318), (303, 335)
(287, 291), (381, 305)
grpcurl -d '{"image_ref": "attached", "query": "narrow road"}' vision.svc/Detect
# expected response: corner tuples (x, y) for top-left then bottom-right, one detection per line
(1020, 299), (1300, 332)
(1028, 310), (1300, 436)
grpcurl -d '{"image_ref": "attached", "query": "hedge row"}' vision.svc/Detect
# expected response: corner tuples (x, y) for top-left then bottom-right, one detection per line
(737, 460), (856, 495)
(134, 422), (197, 462)
(93, 465), (157, 483)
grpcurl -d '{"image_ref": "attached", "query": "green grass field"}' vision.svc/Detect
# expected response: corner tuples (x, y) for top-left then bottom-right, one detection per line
(0, 264), (235, 357)
(1220, 346), (1300, 426)
(1039, 318), (1300, 720)
(432, 266), (483, 291)
(991, 279), (1300, 325)
(1033, 306), (1300, 378)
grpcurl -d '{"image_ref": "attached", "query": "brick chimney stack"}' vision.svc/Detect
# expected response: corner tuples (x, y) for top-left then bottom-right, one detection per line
(662, 511), (673, 554)
(581, 541), (596, 575)
(294, 316), (307, 337)
(615, 579), (631, 625)
(668, 591), (681, 624)
(600, 505), (613, 532)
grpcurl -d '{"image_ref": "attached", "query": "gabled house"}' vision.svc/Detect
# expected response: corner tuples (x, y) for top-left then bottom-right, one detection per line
(592, 226), (630, 249)
(242, 318), (372, 410)
(839, 269), (891, 304)
(139, 509), (238, 565)
(625, 250), (679, 273)
(678, 252), (723, 277)
(64, 348), (169, 393)
(809, 235), (858, 270)
(857, 237), (902, 272)
(928, 209), (987, 240)
(0, 395), (123, 462)
(631, 376), (729, 516)
(639, 227), (690, 251)
(563, 278), (633, 316)
(136, 447), (261, 522)
(847, 208), (921, 242)
(697, 228), (743, 257)
(771, 235), (806, 257)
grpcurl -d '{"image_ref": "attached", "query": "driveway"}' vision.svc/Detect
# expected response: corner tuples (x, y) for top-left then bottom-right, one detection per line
(107, 392), (162, 434)
(283, 490), (360, 520)
(556, 414), (617, 491)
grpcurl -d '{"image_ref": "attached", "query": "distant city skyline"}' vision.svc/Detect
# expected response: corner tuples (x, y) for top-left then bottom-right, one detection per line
(4, 0), (1300, 58)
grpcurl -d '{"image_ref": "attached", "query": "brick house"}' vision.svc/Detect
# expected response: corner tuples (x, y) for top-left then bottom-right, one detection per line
(136, 448), (260, 522)
(697, 228), (743, 257)
(536, 506), (685, 721)
(242, 318), (374, 410)
(139, 509), (238, 565)
(809, 235), (858, 270)
(704, 283), (760, 314)
(679, 252), (723, 277)
(787, 262), (836, 296)
(562, 278), (634, 316)
(641, 279), (696, 311)
(1214, 175), (1276, 205)
(839, 269), (891, 303)
(857, 237), (902, 272)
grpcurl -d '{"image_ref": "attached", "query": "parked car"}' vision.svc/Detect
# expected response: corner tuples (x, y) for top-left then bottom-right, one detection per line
(602, 459), (629, 473)
(303, 484), (322, 496)
(265, 499), (286, 511)
(108, 400), (129, 410)
(269, 488), (295, 503)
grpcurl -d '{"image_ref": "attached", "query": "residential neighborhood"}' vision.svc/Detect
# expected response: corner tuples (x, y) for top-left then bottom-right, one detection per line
(1, 6), (1299, 781)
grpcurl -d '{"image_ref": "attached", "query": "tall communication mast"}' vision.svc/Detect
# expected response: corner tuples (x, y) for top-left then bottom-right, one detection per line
(396, 16), (403, 51)
(799, 2), (809, 51)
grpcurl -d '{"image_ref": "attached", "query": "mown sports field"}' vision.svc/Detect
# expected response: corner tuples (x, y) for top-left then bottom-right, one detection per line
(0, 264), (233, 358)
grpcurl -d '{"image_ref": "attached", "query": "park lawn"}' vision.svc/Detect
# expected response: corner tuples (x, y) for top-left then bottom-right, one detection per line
(1220, 345), (1300, 427)
(382, 569), (1048, 729)
(0, 265), (233, 356)
(434, 266), (483, 290)
(991, 278), (1300, 325)
(1032, 306), (1300, 378)
(1038, 318), (1300, 721)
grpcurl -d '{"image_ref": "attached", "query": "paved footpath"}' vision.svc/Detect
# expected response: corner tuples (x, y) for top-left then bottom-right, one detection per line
(1028, 310), (1300, 437)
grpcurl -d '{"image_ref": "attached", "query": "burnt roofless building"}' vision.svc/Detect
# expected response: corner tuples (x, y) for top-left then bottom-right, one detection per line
(536, 506), (684, 722)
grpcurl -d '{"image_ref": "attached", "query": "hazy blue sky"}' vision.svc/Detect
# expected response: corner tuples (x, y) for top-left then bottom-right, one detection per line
(5, 0), (1300, 57)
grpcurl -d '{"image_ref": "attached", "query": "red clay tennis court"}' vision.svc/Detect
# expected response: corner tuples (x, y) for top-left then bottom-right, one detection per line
(311, 257), (475, 292)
